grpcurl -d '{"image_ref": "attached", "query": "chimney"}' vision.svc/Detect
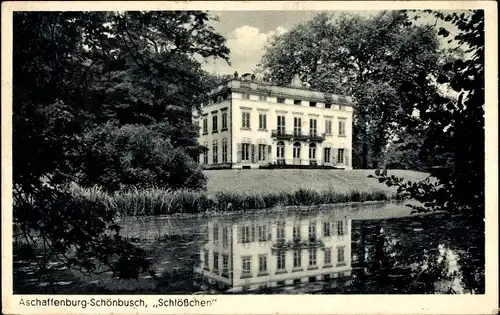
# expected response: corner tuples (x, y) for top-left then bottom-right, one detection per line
(234, 71), (239, 79)
(251, 74), (256, 81)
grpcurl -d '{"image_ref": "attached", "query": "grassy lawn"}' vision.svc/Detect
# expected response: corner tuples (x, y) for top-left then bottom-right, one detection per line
(204, 169), (429, 196)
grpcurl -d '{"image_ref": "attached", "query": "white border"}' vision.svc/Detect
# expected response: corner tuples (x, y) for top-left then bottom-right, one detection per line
(2, 1), (498, 314)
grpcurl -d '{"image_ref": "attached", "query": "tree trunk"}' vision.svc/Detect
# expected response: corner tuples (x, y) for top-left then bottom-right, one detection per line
(362, 141), (369, 169)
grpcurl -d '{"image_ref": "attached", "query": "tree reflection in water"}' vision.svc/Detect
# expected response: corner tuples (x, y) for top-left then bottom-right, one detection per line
(331, 213), (484, 294)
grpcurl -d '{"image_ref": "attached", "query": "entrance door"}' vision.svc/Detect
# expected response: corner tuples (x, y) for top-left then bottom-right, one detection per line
(309, 143), (317, 165)
(277, 141), (285, 164)
(293, 142), (301, 165)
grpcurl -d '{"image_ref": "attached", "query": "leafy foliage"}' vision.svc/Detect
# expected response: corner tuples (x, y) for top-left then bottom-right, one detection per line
(77, 122), (206, 192)
(384, 125), (451, 171)
(371, 10), (485, 216)
(13, 11), (229, 290)
(259, 11), (453, 168)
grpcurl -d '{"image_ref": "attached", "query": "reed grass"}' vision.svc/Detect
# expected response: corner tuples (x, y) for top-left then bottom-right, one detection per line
(70, 184), (392, 217)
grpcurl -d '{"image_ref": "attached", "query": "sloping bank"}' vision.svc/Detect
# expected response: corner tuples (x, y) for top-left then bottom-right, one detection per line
(70, 184), (396, 217)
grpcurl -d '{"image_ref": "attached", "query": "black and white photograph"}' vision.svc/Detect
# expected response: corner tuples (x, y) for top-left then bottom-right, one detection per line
(2, 1), (498, 314)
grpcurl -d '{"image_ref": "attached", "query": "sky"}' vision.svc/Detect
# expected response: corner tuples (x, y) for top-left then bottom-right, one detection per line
(201, 10), (461, 75)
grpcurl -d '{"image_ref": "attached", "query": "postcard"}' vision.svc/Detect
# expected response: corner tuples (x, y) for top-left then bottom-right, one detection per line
(2, 1), (498, 314)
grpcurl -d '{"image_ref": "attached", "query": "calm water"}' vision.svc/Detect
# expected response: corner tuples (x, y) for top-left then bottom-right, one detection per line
(14, 202), (484, 294)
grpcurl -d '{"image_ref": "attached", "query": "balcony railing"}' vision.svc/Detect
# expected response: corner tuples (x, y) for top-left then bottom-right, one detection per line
(271, 130), (326, 142)
(271, 239), (325, 253)
(308, 132), (326, 141)
(292, 131), (309, 140)
(271, 129), (293, 139)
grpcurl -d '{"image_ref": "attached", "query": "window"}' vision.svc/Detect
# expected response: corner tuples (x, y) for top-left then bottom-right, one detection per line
(337, 148), (345, 164)
(308, 222), (316, 241)
(277, 115), (286, 133)
(222, 254), (229, 273)
(240, 225), (251, 243)
(242, 93), (250, 100)
(309, 101), (317, 107)
(221, 111), (228, 130)
(339, 105), (344, 111)
(276, 221), (285, 242)
(325, 103), (332, 109)
(309, 143), (317, 160)
(309, 119), (317, 137)
(259, 113), (267, 130)
(222, 138), (228, 163)
(202, 118), (208, 134)
(338, 119), (346, 136)
(324, 248), (332, 265)
(212, 140), (218, 164)
(293, 117), (302, 136)
(259, 95), (267, 101)
(337, 246), (345, 263)
(324, 148), (331, 163)
(242, 112), (251, 129)
(293, 142), (301, 159)
(242, 256), (251, 274)
(323, 222), (331, 236)
(293, 224), (301, 241)
(241, 143), (251, 162)
(294, 99), (302, 105)
(204, 250), (209, 269)
(276, 141), (285, 160)
(277, 97), (285, 104)
(337, 221), (344, 236)
(258, 255), (268, 273)
(212, 114), (218, 133)
(309, 248), (317, 266)
(258, 225), (267, 242)
(222, 227), (229, 247)
(277, 251), (286, 271)
(325, 120), (332, 135)
(213, 252), (219, 270)
(213, 225), (219, 242)
(203, 142), (208, 164)
(293, 250), (302, 268)
(258, 144), (267, 161)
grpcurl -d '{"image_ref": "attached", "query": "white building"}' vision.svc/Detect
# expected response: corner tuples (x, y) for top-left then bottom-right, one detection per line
(194, 74), (353, 169)
(194, 211), (352, 292)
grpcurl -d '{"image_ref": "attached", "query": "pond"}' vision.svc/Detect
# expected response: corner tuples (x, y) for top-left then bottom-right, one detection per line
(13, 201), (484, 294)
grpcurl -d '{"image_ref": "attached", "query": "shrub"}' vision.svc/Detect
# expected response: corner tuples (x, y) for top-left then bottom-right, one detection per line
(77, 122), (206, 193)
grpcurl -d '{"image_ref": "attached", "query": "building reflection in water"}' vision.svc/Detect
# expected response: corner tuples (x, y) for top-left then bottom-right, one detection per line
(194, 211), (353, 292)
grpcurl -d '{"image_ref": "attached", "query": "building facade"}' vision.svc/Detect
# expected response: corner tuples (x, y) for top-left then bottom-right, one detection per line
(194, 211), (352, 292)
(194, 74), (353, 169)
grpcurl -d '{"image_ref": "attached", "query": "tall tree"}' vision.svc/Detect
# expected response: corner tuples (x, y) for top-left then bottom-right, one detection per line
(259, 11), (451, 168)
(371, 10), (485, 217)
(13, 11), (229, 289)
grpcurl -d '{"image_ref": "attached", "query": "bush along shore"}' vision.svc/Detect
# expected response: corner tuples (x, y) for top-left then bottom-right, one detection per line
(70, 184), (395, 217)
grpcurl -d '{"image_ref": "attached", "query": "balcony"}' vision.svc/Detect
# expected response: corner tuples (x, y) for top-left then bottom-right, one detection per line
(292, 131), (309, 141)
(308, 132), (326, 142)
(272, 130), (326, 142)
(271, 129), (293, 140)
(271, 239), (325, 253)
